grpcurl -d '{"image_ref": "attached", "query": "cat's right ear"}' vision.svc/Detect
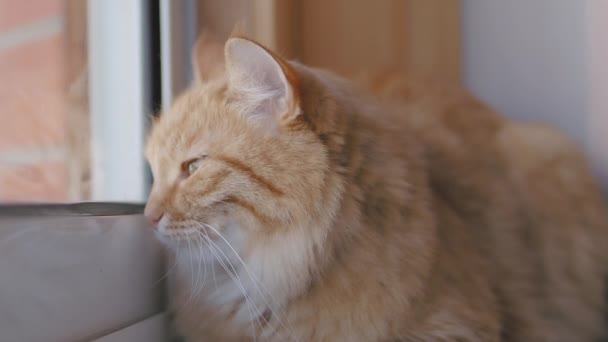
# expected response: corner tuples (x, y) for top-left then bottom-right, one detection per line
(192, 31), (226, 83)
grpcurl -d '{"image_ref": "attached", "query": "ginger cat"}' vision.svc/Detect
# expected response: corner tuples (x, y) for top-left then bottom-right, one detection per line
(144, 33), (608, 341)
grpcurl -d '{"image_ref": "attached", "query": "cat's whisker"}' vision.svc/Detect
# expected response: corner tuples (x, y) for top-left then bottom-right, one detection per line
(198, 233), (209, 294)
(150, 247), (180, 289)
(200, 225), (285, 339)
(179, 238), (197, 310)
(205, 238), (261, 342)
(192, 234), (204, 295)
(188, 238), (194, 289)
(197, 234), (210, 296)
(196, 228), (262, 327)
(201, 223), (296, 341)
(202, 234), (293, 342)
(197, 230), (262, 341)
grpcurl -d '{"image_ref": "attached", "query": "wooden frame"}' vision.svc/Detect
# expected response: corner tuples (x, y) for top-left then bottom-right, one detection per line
(197, 0), (461, 81)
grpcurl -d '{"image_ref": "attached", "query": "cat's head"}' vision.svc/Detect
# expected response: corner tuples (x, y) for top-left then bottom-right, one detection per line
(144, 33), (339, 254)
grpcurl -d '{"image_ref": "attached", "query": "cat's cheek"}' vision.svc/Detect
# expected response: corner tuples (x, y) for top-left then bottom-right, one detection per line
(217, 219), (250, 256)
(205, 209), (241, 234)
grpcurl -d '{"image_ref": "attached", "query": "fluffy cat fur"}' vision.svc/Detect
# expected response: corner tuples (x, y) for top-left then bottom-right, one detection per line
(144, 33), (608, 341)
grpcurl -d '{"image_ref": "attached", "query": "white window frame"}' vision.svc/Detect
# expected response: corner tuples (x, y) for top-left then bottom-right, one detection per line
(87, 0), (150, 202)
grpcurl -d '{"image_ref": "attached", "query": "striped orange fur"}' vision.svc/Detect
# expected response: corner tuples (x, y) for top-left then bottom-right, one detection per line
(144, 33), (608, 341)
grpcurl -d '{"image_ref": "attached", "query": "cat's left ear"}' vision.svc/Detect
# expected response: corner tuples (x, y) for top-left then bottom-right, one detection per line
(192, 30), (226, 83)
(225, 38), (300, 131)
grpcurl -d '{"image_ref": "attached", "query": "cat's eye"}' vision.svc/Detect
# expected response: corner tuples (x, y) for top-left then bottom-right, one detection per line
(188, 162), (198, 175)
(181, 156), (207, 178)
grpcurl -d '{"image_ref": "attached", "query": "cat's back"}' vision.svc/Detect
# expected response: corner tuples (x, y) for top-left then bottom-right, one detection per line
(496, 122), (608, 340)
(364, 72), (608, 341)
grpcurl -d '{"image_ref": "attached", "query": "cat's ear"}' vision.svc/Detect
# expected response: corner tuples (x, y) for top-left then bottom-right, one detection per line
(225, 37), (299, 132)
(192, 30), (226, 83)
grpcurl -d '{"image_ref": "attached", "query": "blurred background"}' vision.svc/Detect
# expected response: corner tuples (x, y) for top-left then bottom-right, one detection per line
(0, 0), (606, 204)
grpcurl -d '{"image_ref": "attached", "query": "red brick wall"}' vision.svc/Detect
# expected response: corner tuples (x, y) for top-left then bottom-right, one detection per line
(0, 0), (68, 202)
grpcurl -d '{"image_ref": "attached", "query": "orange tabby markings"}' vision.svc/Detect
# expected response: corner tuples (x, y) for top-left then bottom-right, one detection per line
(223, 196), (275, 227)
(144, 32), (608, 342)
(214, 155), (284, 197)
(198, 169), (231, 198)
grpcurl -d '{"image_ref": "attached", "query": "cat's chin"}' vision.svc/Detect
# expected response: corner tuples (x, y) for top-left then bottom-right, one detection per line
(154, 229), (214, 250)
(158, 227), (251, 283)
(155, 221), (247, 257)
(153, 230), (188, 250)
(153, 218), (227, 248)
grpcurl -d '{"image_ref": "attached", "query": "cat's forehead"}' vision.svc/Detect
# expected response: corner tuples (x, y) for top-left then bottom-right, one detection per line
(146, 86), (243, 163)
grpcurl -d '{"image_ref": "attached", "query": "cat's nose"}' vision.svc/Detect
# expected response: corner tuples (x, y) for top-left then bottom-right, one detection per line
(151, 213), (164, 224)
(144, 208), (164, 229)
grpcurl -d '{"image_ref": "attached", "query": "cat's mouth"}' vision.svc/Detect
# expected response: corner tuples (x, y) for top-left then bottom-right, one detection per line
(155, 218), (222, 243)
